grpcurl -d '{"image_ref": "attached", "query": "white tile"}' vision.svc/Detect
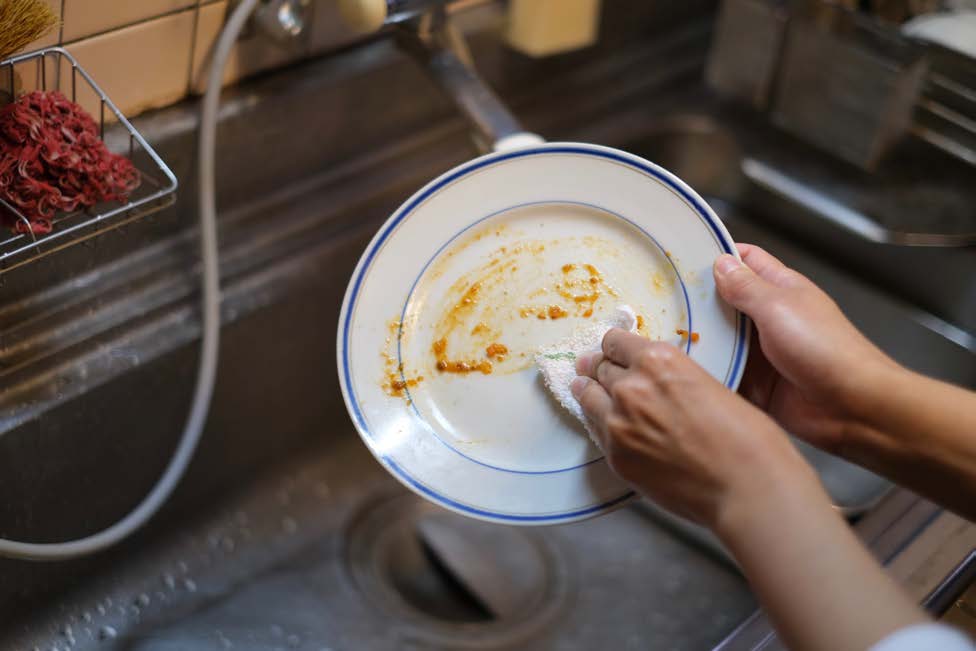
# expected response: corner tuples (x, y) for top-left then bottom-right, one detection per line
(65, 9), (194, 119)
(62, 0), (195, 42)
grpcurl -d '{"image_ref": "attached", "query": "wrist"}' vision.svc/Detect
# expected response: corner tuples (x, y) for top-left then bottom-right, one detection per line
(711, 435), (830, 549)
(832, 356), (909, 427)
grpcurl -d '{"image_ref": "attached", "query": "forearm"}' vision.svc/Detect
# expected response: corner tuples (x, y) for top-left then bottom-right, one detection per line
(716, 466), (928, 651)
(841, 366), (976, 520)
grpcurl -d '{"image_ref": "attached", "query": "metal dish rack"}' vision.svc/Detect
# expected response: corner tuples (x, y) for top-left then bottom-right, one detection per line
(0, 47), (178, 274)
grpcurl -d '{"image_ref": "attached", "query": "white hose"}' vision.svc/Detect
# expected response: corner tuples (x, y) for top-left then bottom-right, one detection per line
(0, 0), (259, 560)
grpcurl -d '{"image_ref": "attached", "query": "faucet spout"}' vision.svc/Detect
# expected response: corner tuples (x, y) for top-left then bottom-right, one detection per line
(394, 7), (543, 152)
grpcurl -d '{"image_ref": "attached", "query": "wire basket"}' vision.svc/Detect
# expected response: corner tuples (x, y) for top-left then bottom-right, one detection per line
(0, 47), (178, 274)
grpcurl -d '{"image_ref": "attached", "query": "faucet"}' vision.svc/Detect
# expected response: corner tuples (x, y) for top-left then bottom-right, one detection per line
(338, 0), (543, 152)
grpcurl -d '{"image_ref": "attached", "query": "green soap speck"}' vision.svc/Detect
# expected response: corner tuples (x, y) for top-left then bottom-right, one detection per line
(542, 352), (577, 361)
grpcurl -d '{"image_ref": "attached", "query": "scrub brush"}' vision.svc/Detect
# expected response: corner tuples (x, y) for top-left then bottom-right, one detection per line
(0, 0), (59, 61)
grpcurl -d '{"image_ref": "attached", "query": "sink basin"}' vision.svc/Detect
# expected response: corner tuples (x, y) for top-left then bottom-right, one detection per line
(3, 435), (754, 650)
(1, 8), (973, 650)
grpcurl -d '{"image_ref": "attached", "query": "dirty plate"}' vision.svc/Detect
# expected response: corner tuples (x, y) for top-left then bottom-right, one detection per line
(338, 142), (747, 524)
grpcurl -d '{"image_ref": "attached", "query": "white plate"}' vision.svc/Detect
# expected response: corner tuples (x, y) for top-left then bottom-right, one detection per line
(338, 142), (748, 525)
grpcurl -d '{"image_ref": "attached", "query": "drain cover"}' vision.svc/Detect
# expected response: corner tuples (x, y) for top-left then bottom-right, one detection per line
(344, 493), (572, 646)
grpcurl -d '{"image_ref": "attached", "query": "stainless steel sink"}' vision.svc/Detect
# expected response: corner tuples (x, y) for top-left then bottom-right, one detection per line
(1, 4), (973, 650)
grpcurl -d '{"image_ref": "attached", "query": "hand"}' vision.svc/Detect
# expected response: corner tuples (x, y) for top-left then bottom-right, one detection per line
(571, 331), (820, 530)
(713, 244), (900, 455)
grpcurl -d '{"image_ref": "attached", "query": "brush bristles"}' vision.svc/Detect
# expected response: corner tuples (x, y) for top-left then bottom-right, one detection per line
(0, 0), (60, 61)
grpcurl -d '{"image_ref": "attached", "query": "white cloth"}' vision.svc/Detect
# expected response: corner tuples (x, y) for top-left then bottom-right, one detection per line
(535, 305), (637, 443)
(870, 623), (975, 651)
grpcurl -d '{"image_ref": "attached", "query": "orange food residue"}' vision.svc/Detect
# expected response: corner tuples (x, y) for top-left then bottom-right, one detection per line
(676, 329), (701, 343)
(433, 337), (493, 375)
(636, 315), (645, 330)
(424, 237), (634, 377)
(385, 373), (424, 397)
(381, 340), (424, 399)
(551, 262), (614, 318)
(547, 305), (569, 319)
(485, 343), (508, 360)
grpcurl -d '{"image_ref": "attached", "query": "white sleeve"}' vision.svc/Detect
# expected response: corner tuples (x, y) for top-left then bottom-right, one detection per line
(870, 623), (975, 651)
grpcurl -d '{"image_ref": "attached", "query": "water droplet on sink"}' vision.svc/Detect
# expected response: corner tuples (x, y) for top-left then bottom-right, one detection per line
(96, 604), (106, 616)
(61, 624), (72, 637)
(135, 593), (150, 608)
(128, 605), (140, 617)
(282, 517), (297, 534)
(216, 629), (233, 648)
(99, 625), (117, 640)
(104, 596), (114, 607)
(163, 573), (177, 590)
(178, 561), (189, 574)
(270, 624), (283, 637)
(182, 578), (197, 593)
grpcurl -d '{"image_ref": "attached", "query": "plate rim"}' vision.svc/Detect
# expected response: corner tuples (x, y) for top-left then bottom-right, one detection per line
(337, 141), (750, 525)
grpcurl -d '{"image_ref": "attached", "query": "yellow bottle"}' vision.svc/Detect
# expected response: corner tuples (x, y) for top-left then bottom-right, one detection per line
(506, 0), (602, 57)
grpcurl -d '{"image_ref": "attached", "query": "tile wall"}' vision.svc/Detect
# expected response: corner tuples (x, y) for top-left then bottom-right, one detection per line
(14, 0), (357, 119)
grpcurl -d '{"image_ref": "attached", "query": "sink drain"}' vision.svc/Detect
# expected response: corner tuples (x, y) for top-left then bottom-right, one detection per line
(344, 493), (572, 647)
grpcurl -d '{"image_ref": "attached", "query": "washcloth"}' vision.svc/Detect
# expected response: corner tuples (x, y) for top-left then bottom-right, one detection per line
(535, 305), (638, 442)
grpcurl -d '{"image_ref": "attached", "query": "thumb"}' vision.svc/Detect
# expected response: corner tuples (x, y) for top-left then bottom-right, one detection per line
(713, 254), (778, 317)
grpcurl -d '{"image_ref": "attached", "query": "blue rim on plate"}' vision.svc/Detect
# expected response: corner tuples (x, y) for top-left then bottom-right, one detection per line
(339, 144), (749, 523)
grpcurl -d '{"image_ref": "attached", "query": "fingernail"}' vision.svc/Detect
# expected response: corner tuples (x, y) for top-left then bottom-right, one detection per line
(715, 254), (742, 276)
(571, 376), (590, 398)
(575, 352), (594, 375)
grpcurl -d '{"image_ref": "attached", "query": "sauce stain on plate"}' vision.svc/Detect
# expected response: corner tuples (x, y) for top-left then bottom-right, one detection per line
(380, 319), (424, 400)
(418, 236), (629, 377)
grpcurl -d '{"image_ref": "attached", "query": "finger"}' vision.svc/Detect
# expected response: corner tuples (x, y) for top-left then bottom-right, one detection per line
(596, 357), (628, 389)
(575, 351), (603, 378)
(576, 352), (628, 389)
(601, 328), (649, 368)
(571, 376), (613, 434)
(712, 254), (778, 318)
